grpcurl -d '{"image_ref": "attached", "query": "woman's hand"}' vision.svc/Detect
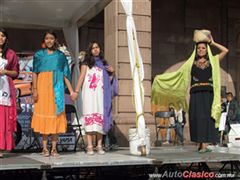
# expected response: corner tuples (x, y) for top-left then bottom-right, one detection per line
(32, 89), (38, 103)
(209, 34), (215, 45)
(0, 69), (6, 76)
(106, 66), (114, 73)
(71, 92), (79, 101)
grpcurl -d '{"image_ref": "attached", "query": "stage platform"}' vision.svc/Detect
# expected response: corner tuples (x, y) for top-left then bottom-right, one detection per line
(0, 146), (240, 179)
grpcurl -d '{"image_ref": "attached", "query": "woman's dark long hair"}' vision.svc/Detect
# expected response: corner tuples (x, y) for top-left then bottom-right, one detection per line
(84, 41), (108, 68)
(195, 42), (209, 61)
(42, 30), (59, 50)
(0, 28), (9, 58)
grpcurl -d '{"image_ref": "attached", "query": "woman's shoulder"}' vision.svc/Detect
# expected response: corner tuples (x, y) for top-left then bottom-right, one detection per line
(34, 49), (46, 57)
(56, 49), (67, 59)
(6, 48), (17, 57)
(56, 49), (65, 55)
(5, 49), (18, 62)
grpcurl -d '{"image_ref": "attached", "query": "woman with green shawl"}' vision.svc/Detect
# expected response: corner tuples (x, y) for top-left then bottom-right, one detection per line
(152, 33), (228, 153)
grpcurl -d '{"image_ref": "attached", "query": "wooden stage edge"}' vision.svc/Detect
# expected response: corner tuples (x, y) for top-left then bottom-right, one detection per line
(0, 145), (240, 171)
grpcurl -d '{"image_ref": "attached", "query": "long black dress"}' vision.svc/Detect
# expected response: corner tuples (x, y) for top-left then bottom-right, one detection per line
(189, 60), (219, 143)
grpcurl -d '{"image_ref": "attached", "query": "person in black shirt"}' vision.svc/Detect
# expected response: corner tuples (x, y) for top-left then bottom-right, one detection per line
(189, 36), (228, 153)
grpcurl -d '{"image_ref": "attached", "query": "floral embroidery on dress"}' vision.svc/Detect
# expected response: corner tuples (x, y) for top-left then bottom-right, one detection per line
(84, 113), (103, 126)
(88, 73), (100, 91)
(194, 60), (210, 70)
(81, 66), (104, 133)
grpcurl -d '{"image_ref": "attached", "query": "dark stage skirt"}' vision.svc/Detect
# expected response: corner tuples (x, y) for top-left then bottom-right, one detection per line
(189, 91), (219, 143)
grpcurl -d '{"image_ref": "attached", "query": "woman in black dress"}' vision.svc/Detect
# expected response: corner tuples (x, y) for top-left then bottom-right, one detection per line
(189, 36), (228, 153)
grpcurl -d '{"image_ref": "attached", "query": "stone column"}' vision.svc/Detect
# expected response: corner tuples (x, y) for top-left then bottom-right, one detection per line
(104, 0), (153, 146)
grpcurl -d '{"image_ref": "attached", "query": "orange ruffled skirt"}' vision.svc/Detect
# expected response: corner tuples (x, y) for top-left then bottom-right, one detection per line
(31, 72), (67, 135)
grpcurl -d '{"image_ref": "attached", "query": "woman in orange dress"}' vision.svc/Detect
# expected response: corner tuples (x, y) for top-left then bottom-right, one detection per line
(31, 30), (76, 157)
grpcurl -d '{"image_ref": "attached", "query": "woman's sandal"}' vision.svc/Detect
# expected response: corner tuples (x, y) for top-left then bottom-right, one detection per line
(41, 149), (50, 157)
(206, 148), (212, 152)
(198, 148), (212, 153)
(96, 146), (105, 155)
(51, 149), (60, 157)
(86, 146), (94, 155)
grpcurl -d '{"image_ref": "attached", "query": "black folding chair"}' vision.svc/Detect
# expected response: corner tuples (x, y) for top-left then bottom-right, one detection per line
(65, 104), (86, 152)
(154, 111), (177, 146)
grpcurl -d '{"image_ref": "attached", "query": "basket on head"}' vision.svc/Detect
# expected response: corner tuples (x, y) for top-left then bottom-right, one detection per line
(193, 29), (211, 43)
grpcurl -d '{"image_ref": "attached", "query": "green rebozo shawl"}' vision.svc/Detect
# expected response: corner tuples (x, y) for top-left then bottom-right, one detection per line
(151, 45), (221, 128)
(33, 49), (71, 115)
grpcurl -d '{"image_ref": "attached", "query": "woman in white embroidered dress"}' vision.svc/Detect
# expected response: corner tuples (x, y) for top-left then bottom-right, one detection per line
(73, 42), (114, 155)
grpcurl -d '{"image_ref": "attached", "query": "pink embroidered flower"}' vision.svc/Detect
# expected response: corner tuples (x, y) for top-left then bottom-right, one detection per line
(84, 113), (103, 126)
(88, 73), (100, 91)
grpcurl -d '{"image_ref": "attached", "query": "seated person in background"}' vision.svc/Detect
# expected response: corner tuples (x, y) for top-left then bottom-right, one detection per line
(226, 92), (240, 123)
(174, 101), (186, 145)
(226, 92), (240, 133)
(221, 97), (227, 113)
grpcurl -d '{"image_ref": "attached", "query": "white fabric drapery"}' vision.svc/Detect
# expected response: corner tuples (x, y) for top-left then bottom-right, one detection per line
(120, 0), (146, 145)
